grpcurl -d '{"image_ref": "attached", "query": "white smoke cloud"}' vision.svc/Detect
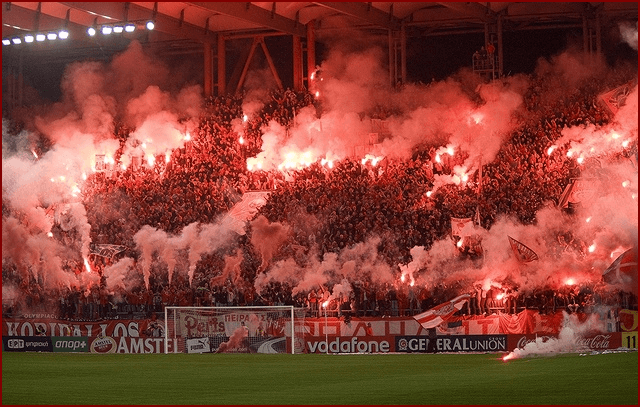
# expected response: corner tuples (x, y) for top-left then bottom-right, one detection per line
(619, 21), (638, 51)
(505, 311), (607, 359)
(133, 219), (238, 289)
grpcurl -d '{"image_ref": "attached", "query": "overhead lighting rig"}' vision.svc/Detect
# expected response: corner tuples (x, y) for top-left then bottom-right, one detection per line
(3, 6), (70, 47)
(87, 19), (154, 37)
(2, 28), (70, 46)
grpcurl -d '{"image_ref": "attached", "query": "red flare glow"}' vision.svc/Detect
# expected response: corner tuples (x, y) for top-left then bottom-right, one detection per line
(502, 353), (515, 362)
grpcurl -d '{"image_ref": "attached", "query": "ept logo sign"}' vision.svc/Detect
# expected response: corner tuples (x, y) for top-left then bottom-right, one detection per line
(2, 336), (53, 352)
(7, 339), (25, 349)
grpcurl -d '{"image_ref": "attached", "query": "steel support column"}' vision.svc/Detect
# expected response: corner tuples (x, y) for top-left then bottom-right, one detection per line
(583, 14), (589, 54)
(400, 22), (407, 85)
(204, 42), (213, 97)
(307, 20), (316, 91)
(293, 34), (303, 91)
(217, 34), (226, 95)
(595, 11), (602, 55)
(497, 14), (503, 78)
(388, 30), (395, 86)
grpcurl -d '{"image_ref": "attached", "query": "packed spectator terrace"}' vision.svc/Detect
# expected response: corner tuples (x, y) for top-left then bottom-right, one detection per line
(2, 63), (638, 323)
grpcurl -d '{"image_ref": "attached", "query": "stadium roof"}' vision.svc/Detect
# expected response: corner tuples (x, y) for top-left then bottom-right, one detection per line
(3, 2), (637, 47)
(2, 2), (637, 103)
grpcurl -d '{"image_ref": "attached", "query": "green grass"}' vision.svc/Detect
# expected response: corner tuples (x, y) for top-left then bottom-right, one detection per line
(2, 351), (638, 405)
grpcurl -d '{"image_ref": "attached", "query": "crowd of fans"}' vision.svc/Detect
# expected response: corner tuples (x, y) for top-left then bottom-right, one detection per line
(2, 70), (638, 323)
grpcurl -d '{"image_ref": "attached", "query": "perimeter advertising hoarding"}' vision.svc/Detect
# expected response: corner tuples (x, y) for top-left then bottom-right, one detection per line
(395, 335), (508, 353)
(89, 336), (179, 354)
(507, 333), (623, 352)
(52, 336), (89, 352)
(2, 336), (53, 352)
(304, 332), (629, 354)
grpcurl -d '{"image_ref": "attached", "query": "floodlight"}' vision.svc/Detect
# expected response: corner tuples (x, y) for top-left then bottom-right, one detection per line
(102, 26), (113, 35)
(88, 27), (96, 36)
(2, 39), (11, 46)
(58, 29), (69, 39)
(24, 34), (35, 43)
(146, 21), (155, 30)
(12, 37), (21, 45)
(36, 33), (46, 42)
(113, 25), (124, 33)
(124, 23), (135, 32)
(47, 32), (57, 40)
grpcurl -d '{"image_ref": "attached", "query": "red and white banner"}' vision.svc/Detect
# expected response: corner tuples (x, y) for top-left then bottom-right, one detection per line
(413, 294), (470, 329)
(598, 80), (636, 115)
(508, 236), (539, 263)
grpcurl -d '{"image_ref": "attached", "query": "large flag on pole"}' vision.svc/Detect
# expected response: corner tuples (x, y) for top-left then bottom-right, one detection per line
(598, 80), (636, 115)
(602, 248), (638, 295)
(451, 217), (475, 238)
(508, 236), (539, 263)
(413, 294), (470, 329)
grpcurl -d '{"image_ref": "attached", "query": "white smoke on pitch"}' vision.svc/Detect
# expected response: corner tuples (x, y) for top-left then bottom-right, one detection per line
(506, 312), (606, 359)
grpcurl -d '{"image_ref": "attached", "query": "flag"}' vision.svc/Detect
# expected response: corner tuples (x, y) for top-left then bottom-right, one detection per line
(557, 179), (576, 209)
(451, 217), (474, 238)
(508, 236), (539, 263)
(602, 248), (638, 295)
(558, 178), (598, 209)
(90, 244), (127, 259)
(222, 191), (271, 235)
(598, 80), (635, 115)
(413, 294), (470, 329)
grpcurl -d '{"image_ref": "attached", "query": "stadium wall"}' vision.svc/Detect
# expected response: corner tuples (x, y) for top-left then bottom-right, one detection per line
(3, 310), (637, 354)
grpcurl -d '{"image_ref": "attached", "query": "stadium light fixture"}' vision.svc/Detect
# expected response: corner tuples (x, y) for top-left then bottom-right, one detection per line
(87, 26), (96, 36)
(58, 29), (69, 39)
(124, 23), (135, 33)
(101, 25), (113, 35)
(36, 33), (46, 42)
(24, 34), (35, 43)
(2, 39), (11, 46)
(47, 32), (57, 41)
(113, 25), (124, 33)
(12, 37), (21, 45)
(146, 20), (155, 30)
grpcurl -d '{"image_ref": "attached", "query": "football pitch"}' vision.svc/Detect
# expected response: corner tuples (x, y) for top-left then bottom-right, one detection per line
(2, 351), (638, 405)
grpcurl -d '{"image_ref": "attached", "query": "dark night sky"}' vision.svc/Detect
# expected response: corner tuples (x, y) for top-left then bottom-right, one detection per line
(8, 24), (639, 105)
